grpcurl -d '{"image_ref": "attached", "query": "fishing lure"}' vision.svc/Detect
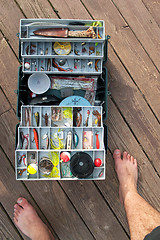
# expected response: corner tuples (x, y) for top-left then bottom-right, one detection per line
(65, 131), (72, 150)
(33, 128), (39, 149)
(92, 110), (101, 127)
(34, 112), (39, 127)
(25, 108), (31, 126)
(52, 59), (73, 72)
(42, 113), (50, 126)
(42, 133), (49, 149)
(18, 154), (26, 166)
(20, 131), (29, 149)
(85, 110), (90, 127)
(18, 169), (26, 176)
(95, 59), (100, 72)
(95, 131), (100, 149)
(73, 131), (79, 148)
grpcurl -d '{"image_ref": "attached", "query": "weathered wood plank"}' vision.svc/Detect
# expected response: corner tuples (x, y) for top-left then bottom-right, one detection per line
(106, 46), (160, 172)
(95, 151), (130, 234)
(142, 0), (160, 27)
(16, 0), (58, 19)
(0, 33), (19, 111)
(0, 110), (94, 240)
(0, 109), (18, 162)
(49, 0), (90, 19)
(0, 0), (24, 54)
(0, 148), (58, 240)
(0, 88), (11, 115)
(59, 180), (129, 240)
(81, 0), (160, 120)
(111, 0), (160, 70)
(0, 205), (22, 240)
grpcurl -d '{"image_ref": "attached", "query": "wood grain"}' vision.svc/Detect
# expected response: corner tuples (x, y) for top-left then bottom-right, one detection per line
(82, 0), (160, 120)
(111, 0), (160, 69)
(59, 180), (129, 240)
(49, 0), (90, 19)
(16, 0), (58, 19)
(0, 205), (22, 240)
(142, 0), (160, 27)
(106, 46), (160, 172)
(0, 88), (11, 115)
(0, 109), (18, 161)
(0, 0), (24, 54)
(95, 151), (130, 234)
(0, 33), (19, 111)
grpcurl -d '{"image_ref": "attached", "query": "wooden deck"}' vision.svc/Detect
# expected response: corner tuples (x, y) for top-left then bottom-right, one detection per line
(0, 0), (160, 239)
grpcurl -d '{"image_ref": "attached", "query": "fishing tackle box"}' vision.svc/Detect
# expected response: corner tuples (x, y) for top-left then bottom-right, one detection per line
(15, 19), (109, 181)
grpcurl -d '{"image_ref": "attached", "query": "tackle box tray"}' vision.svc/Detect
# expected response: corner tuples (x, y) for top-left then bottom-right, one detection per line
(15, 105), (105, 180)
(19, 19), (106, 75)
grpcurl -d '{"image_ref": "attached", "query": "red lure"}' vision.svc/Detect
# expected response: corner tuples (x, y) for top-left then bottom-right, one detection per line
(33, 128), (39, 149)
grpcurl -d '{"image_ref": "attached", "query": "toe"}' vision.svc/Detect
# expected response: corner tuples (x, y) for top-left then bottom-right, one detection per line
(123, 151), (128, 160)
(17, 197), (28, 209)
(131, 156), (134, 163)
(113, 149), (121, 160)
(14, 211), (19, 220)
(127, 154), (131, 161)
(134, 159), (137, 166)
(14, 204), (22, 212)
(14, 216), (18, 225)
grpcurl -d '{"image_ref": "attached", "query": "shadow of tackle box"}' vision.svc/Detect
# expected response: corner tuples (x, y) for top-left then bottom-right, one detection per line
(15, 18), (109, 180)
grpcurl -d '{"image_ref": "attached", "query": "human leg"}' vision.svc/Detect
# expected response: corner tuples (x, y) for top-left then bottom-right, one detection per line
(14, 197), (54, 240)
(113, 149), (160, 240)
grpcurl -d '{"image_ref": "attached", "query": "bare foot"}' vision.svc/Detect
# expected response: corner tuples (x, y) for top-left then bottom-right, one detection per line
(14, 198), (54, 240)
(113, 149), (138, 204)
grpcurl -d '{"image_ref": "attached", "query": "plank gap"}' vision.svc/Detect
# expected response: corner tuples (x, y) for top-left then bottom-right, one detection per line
(108, 43), (160, 124)
(80, 0), (94, 20)
(109, 96), (160, 178)
(58, 181), (96, 240)
(93, 179), (130, 239)
(48, 0), (61, 18)
(0, 29), (20, 64)
(14, 0), (27, 18)
(0, 203), (23, 239)
(109, 0), (160, 73)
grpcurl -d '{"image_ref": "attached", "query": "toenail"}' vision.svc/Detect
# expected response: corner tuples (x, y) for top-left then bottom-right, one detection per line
(17, 198), (22, 204)
(115, 151), (120, 154)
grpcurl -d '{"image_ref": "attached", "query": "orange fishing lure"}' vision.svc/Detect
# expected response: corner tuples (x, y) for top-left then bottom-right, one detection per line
(33, 128), (39, 149)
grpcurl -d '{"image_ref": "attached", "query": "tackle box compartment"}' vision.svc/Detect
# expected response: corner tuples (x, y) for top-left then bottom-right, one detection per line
(19, 19), (107, 75)
(15, 18), (109, 181)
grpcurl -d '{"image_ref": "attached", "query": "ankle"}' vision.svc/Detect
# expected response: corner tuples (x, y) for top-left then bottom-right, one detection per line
(123, 188), (138, 204)
(31, 224), (52, 240)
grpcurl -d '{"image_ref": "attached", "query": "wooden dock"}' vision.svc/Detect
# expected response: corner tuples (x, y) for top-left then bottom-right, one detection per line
(0, 0), (160, 239)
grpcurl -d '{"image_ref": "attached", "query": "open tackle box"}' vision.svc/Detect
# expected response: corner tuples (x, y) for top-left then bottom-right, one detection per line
(15, 18), (109, 180)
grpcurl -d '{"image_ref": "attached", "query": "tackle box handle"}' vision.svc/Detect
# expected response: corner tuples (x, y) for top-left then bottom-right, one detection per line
(103, 35), (111, 64)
